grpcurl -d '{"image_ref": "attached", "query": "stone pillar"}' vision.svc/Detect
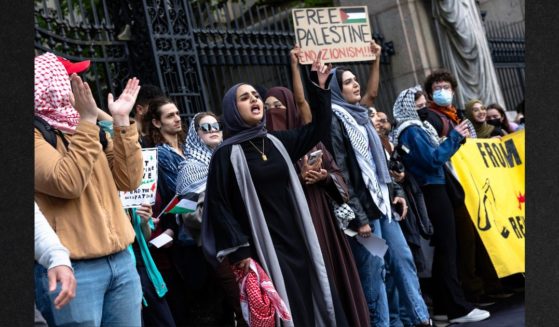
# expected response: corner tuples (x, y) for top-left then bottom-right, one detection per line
(431, 0), (505, 109)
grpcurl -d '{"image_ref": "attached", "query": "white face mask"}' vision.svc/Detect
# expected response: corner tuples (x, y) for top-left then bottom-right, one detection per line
(432, 89), (453, 106)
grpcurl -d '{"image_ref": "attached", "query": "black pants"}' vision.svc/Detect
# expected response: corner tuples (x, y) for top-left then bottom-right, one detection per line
(421, 184), (474, 319)
(137, 265), (176, 327)
(454, 204), (503, 299)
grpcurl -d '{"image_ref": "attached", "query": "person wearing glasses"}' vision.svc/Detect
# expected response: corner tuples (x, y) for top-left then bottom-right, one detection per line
(421, 70), (464, 139)
(392, 87), (491, 324)
(174, 112), (247, 326)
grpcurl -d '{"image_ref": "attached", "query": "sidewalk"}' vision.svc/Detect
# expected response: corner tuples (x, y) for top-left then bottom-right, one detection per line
(434, 292), (525, 327)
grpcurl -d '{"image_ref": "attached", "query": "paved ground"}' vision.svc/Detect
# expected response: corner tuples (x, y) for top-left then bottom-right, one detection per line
(434, 292), (525, 327)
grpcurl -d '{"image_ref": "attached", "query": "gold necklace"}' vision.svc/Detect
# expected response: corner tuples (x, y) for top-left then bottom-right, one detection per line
(249, 139), (267, 161)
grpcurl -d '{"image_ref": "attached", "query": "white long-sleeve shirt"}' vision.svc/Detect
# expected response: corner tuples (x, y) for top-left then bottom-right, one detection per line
(34, 202), (72, 270)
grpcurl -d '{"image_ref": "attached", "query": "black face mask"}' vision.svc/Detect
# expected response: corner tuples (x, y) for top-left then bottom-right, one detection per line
(417, 107), (428, 121)
(486, 118), (502, 127)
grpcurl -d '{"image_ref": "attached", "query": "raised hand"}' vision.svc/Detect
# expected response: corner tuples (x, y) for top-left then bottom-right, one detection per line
(70, 73), (98, 124)
(454, 120), (471, 138)
(108, 77), (141, 126)
(310, 50), (332, 89)
(370, 39), (382, 60)
(290, 44), (302, 66)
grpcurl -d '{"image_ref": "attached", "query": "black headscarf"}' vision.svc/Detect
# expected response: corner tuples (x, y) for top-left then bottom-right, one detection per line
(218, 83), (267, 148)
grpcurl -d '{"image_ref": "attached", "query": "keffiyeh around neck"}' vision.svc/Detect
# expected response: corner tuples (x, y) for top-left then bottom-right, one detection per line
(392, 86), (440, 146)
(176, 113), (219, 195)
(328, 67), (391, 184)
(219, 83), (267, 148)
(34, 52), (80, 134)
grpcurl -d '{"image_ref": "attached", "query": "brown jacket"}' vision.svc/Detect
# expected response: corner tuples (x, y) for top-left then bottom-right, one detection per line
(34, 120), (143, 260)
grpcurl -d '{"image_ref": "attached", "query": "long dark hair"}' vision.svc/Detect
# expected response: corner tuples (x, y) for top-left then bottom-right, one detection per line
(486, 103), (514, 133)
(335, 66), (352, 91)
(144, 96), (185, 147)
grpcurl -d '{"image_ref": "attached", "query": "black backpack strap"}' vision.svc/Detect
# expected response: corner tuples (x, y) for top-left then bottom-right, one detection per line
(34, 116), (58, 148)
(426, 108), (451, 137)
(34, 116), (70, 149)
(35, 115), (107, 150)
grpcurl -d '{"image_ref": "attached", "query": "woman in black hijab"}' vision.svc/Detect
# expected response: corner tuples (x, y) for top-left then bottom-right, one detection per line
(202, 59), (337, 326)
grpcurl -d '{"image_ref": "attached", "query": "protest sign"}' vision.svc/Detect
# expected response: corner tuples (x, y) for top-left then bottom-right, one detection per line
(119, 148), (158, 209)
(292, 6), (375, 64)
(451, 130), (525, 277)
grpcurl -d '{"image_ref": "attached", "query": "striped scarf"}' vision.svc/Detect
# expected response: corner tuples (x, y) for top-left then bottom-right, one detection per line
(332, 105), (392, 218)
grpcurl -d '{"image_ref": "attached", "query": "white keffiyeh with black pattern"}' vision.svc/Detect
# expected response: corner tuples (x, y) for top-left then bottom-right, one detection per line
(176, 114), (218, 196)
(332, 104), (392, 219)
(392, 86), (441, 147)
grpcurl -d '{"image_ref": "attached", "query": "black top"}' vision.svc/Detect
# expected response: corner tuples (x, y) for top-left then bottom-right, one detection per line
(204, 81), (331, 326)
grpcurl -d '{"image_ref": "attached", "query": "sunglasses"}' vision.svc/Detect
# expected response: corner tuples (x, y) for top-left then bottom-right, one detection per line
(197, 122), (222, 133)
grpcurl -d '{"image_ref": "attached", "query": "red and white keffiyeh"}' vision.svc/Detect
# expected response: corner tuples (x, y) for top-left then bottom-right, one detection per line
(233, 259), (292, 327)
(34, 52), (80, 134)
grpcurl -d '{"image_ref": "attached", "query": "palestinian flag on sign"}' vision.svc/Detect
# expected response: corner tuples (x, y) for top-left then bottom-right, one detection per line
(159, 195), (197, 216)
(340, 7), (367, 24)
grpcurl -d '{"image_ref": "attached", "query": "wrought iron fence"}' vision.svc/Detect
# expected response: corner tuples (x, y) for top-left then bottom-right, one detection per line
(34, 0), (133, 111)
(34, 0), (396, 121)
(485, 20), (525, 112)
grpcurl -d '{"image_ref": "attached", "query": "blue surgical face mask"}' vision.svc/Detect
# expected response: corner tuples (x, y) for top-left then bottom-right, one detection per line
(432, 89), (453, 106)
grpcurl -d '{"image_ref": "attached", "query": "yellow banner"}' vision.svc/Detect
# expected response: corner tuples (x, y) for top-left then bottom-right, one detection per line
(450, 129), (525, 277)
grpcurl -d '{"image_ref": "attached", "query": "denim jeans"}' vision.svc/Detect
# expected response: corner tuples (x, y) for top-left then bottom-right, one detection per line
(348, 218), (389, 327)
(35, 249), (142, 327)
(384, 217), (430, 326)
(349, 217), (430, 327)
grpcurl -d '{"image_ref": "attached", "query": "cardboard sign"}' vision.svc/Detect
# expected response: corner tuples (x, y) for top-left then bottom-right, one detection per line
(119, 148), (158, 209)
(292, 6), (375, 64)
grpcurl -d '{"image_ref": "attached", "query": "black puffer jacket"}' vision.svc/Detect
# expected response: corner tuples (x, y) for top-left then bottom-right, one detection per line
(327, 115), (405, 231)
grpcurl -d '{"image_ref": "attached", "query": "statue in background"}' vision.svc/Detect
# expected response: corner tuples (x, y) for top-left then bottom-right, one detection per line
(432, 0), (505, 109)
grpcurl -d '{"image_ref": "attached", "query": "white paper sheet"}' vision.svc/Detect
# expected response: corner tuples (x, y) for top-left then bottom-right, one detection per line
(356, 234), (389, 258)
(149, 233), (173, 248)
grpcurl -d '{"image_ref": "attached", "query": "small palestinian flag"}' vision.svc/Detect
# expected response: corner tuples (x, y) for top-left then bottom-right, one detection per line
(340, 7), (367, 24)
(158, 195), (197, 217)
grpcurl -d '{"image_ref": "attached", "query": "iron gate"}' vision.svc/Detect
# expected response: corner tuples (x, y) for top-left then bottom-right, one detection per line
(485, 20), (525, 112)
(35, 0), (396, 121)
